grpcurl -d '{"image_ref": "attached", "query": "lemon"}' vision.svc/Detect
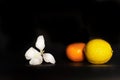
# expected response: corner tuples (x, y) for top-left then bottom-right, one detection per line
(85, 38), (113, 64)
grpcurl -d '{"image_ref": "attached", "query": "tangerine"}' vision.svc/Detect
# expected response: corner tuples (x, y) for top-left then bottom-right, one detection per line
(66, 43), (86, 62)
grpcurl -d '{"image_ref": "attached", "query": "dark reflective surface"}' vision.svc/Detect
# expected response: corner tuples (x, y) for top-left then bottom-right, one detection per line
(7, 62), (120, 80)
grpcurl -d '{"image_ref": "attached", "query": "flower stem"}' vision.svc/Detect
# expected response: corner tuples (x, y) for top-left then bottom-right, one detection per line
(40, 50), (44, 55)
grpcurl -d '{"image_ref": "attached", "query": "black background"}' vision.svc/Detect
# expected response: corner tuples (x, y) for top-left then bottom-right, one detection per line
(0, 0), (120, 80)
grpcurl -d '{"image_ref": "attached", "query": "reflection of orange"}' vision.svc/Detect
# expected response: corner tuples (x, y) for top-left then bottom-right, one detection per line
(66, 43), (86, 62)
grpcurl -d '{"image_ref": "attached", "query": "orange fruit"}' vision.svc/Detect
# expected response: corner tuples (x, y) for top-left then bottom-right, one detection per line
(66, 43), (86, 62)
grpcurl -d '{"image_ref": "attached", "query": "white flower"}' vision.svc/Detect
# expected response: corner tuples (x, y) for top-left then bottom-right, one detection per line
(25, 35), (56, 65)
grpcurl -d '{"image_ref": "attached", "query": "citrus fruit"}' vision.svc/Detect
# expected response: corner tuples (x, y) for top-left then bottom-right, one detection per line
(66, 43), (86, 62)
(84, 38), (113, 64)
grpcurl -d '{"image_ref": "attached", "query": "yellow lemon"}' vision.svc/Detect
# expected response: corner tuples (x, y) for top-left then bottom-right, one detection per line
(85, 38), (113, 64)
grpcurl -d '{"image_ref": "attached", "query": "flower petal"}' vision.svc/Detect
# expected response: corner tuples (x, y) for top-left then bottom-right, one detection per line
(43, 53), (56, 64)
(35, 35), (45, 51)
(25, 47), (40, 60)
(29, 56), (43, 65)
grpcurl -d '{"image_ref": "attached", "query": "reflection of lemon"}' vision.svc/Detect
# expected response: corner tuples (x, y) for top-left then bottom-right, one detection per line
(85, 39), (113, 64)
